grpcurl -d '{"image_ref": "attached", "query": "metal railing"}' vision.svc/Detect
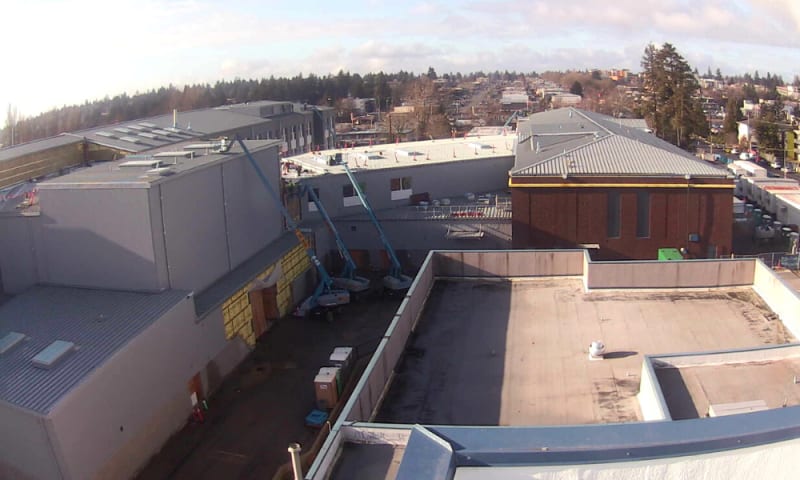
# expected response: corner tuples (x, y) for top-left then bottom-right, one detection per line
(724, 252), (800, 270)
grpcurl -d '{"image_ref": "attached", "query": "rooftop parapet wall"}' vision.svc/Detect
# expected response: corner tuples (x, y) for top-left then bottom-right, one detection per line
(753, 261), (800, 341)
(433, 250), (585, 278)
(585, 259), (755, 290)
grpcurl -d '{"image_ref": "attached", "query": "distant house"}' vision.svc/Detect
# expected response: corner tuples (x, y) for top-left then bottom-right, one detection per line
(550, 92), (582, 107)
(510, 108), (733, 260)
(738, 121), (755, 145)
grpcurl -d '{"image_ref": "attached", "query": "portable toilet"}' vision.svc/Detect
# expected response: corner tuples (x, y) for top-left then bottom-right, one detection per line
(329, 346), (354, 382)
(314, 368), (339, 410)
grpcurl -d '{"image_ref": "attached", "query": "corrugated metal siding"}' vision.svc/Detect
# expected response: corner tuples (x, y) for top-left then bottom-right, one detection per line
(0, 286), (188, 414)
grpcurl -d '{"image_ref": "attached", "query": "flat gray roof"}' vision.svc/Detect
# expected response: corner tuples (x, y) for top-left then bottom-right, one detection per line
(283, 135), (514, 179)
(0, 286), (188, 415)
(36, 140), (279, 189)
(375, 278), (792, 426)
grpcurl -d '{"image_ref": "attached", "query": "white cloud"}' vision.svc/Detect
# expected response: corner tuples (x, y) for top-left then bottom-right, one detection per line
(0, 0), (798, 123)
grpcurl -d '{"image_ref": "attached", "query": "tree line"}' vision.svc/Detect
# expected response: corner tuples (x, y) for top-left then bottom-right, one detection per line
(1, 69), (536, 147)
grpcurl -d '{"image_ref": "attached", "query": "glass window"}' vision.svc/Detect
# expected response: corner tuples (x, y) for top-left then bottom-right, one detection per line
(636, 191), (650, 238)
(607, 192), (620, 238)
(390, 177), (412, 191)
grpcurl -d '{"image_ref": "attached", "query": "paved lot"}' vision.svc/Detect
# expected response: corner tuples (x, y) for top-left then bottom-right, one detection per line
(376, 279), (791, 426)
(135, 293), (402, 480)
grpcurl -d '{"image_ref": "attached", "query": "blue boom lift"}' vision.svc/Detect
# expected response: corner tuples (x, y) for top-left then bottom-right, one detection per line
(303, 185), (370, 294)
(342, 164), (413, 292)
(234, 138), (350, 316)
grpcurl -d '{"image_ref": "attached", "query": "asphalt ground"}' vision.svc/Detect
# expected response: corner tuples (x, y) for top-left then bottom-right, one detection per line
(135, 291), (402, 480)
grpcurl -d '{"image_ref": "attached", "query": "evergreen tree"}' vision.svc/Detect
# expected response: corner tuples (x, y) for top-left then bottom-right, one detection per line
(639, 43), (707, 147)
(756, 99), (784, 154)
(569, 81), (584, 97)
(723, 96), (742, 136)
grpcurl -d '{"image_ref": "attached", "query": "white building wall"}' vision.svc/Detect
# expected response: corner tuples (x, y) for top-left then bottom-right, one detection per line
(36, 187), (166, 292)
(0, 401), (61, 480)
(221, 146), (283, 268)
(453, 437), (800, 480)
(159, 166), (230, 292)
(46, 296), (238, 480)
(0, 216), (40, 294)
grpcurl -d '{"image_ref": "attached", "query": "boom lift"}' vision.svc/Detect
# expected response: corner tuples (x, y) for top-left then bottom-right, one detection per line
(504, 110), (524, 129)
(303, 185), (371, 294)
(235, 138), (350, 316)
(342, 164), (413, 292)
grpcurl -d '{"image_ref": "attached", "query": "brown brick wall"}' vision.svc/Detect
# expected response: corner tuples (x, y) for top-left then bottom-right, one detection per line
(512, 182), (733, 260)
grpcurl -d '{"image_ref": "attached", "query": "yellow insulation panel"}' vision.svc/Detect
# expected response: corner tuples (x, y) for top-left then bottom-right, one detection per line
(221, 243), (312, 345)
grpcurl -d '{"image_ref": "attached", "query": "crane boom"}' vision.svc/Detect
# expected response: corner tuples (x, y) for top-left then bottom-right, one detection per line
(342, 164), (411, 292)
(235, 138), (348, 314)
(305, 185), (358, 279)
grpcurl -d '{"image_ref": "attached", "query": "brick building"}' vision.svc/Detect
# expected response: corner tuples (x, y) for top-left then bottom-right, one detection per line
(511, 108), (733, 260)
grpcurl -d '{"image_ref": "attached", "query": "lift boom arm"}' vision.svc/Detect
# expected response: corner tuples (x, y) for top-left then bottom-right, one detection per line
(235, 138), (335, 298)
(304, 185), (358, 280)
(342, 163), (403, 279)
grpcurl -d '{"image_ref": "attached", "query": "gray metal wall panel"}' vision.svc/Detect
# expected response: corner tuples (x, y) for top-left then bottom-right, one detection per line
(37, 188), (162, 291)
(161, 166), (230, 291)
(0, 216), (39, 294)
(334, 220), (511, 251)
(48, 296), (233, 480)
(301, 156), (514, 220)
(0, 402), (61, 480)
(222, 146), (283, 268)
(148, 187), (171, 290)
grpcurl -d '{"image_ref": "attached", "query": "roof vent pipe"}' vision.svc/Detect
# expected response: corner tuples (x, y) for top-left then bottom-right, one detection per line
(288, 443), (303, 480)
(589, 340), (606, 360)
(173, 109), (177, 129)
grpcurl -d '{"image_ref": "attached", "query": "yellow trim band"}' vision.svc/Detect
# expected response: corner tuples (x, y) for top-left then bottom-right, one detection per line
(508, 180), (734, 189)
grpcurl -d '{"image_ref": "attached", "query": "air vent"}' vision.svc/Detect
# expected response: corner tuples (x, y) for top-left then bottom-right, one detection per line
(146, 166), (175, 176)
(153, 151), (193, 158)
(0, 332), (25, 355)
(31, 340), (75, 369)
(120, 159), (160, 168)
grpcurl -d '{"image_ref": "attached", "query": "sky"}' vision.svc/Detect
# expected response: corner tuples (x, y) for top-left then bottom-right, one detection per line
(2, 0), (799, 124)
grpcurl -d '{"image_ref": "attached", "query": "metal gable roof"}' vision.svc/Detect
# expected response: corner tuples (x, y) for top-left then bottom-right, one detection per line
(515, 134), (729, 177)
(0, 286), (188, 415)
(511, 108), (729, 178)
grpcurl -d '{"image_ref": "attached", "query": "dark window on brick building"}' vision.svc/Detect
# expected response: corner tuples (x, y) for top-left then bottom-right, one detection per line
(607, 192), (621, 238)
(636, 191), (650, 238)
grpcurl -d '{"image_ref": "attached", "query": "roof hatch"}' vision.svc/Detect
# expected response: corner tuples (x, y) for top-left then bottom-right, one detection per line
(0, 332), (26, 355)
(31, 340), (75, 369)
